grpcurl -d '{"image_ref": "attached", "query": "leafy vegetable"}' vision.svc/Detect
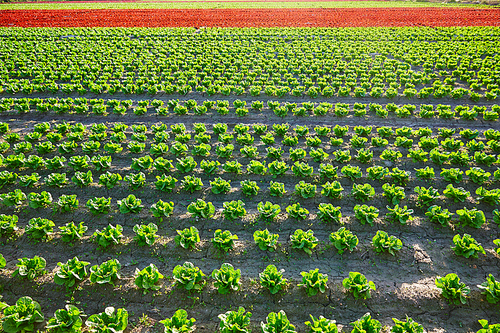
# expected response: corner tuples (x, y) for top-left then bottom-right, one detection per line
(211, 263), (241, 294)
(342, 272), (376, 299)
(172, 261), (206, 291)
(259, 265), (288, 295)
(435, 273), (470, 305)
(85, 307), (128, 333)
(298, 269), (328, 296)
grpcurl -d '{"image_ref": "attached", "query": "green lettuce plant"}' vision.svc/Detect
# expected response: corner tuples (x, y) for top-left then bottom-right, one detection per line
(46, 305), (85, 333)
(342, 272), (376, 299)
(330, 227), (358, 254)
(85, 307), (128, 333)
(218, 307), (251, 333)
(290, 229), (318, 255)
(435, 273), (470, 305)
(160, 309), (195, 333)
(172, 262), (206, 291)
(89, 259), (121, 285)
(211, 263), (241, 294)
(134, 263), (164, 293)
(1, 296), (44, 333)
(298, 269), (328, 296)
(14, 256), (46, 280)
(54, 257), (90, 288)
(253, 229), (279, 252)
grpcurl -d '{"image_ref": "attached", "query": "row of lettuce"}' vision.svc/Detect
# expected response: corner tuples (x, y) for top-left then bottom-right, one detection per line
(1, 28), (499, 100)
(2, 299), (497, 333)
(1, 98), (500, 120)
(0, 259), (499, 332)
(1, 216), (499, 256)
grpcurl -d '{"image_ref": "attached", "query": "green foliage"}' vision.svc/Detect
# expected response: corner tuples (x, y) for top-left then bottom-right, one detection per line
(351, 183), (375, 202)
(452, 234), (485, 258)
(330, 227), (358, 254)
(477, 319), (500, 333)
(71, 171), (93, 187)
(154, 174), (177, 192)
(86, 197), (111, 215)
(175, 226), (200, 250)
(160, 309), (196, 333)
(425, 205), (453, 226)
(391, 316), (424, 333)
(1, 296), (44, 333)
(0, 189), (27, 207)
(350, 313), (382, 333)
(321, 181), (343, 199)
(46, 305), (85, 333)
(298, 269), (328, 296)
(304, 315), (338, 333)
(286, 203), (309, 220)
(133, 223), (159, 246)
(27, 191), (53, 209)
(150, 200), (174, 219)
(259, 265), (288, 295)
(176, 156), (197, 173)
(54, 257), (90, 288)
(14, 256), (46, 280)
(218, 307), (252, 333)
(254, 229), (279, 252)
(187, 199), (215, 219)
(290, 229), (318, 255)
(476, 187), (500, 205)
(435, 273), (470, 305)
(292, 162), (314, 177)
(386, 204), (414, 225)
(118, 194), (143, 214)
(258, 201), (281, 221)
(54, 194), (79, 213)
(295, 181), (316, 199)
(478, 274), (500, 304)
(172, 261), (206, 291)
(341, 165), (362, 181)
(93, 224), (123, 249)
(241, 180), (260, 197)
(456, 207), (486, 228)
(211, 263), (241, 294)
(317, 203), (342, 224)
(200, 160), (220, 174)
(134, 264), (164, 292)
(223, 200), (246, 220)
(354, 205), (379, 226)
(98, 172), (122, 189)
(382, 183), (405, 205)
(372, 230), (403, 255)
(268, 161), (288, 176)
(89, 259), (121, 285)
(210, 177), (231, 194)
(25, 217), (55, 240)
(85, 307), (128, 333)
(0, 214), (18, 235)
(342, 272), (376, 299)
(443, 184), (469, 202)
(211, 229), (238, 252)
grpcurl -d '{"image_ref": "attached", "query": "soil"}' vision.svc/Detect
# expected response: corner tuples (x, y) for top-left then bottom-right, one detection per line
(0, 92), (499, 332)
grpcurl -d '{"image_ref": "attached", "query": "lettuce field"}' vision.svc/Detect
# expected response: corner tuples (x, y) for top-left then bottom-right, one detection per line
(0, 16), (499, 333)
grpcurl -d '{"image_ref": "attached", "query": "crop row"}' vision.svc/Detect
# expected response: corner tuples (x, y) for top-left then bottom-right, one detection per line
(2, 210), (500, 255)
(2, 295), (498, 333)
(2, 254), (499, 303)
(1, 28), (499, 98)
(2, 98), (500, 120)
(1, 170), (500, 206)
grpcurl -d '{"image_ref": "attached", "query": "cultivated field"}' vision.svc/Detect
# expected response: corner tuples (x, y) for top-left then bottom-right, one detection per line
(0, 26), (499, 333)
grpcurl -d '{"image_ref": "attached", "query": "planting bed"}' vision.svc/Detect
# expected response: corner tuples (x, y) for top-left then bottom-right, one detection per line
(2, 7), (500, 27)
(0, 27), (499, 333)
